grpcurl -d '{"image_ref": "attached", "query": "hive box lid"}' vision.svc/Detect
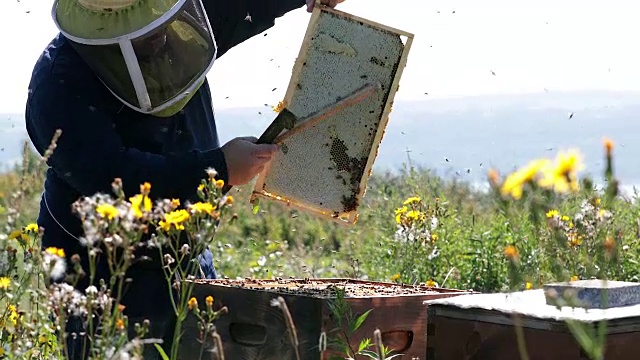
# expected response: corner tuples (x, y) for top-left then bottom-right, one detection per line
(250, 5), (414, 225)
(424, 288), (640, 324)
(543, 280), (640, 309)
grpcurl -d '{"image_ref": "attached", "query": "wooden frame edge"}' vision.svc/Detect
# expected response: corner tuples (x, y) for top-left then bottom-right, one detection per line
(251, 5), (415, 226)
(356, 35), (415, 213)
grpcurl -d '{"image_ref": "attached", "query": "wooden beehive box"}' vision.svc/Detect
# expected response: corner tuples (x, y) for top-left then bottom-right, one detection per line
(179, 278), (473, 360)
(250, 4), (414, 225)
(425, 289), (640, 360)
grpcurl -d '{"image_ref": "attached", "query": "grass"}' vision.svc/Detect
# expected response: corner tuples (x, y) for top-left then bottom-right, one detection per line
(0, 137), (637, 359)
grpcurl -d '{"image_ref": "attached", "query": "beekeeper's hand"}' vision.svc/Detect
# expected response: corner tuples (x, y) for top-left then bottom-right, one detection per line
(221, 137), (278, 186)
(306, 0), (345, 12)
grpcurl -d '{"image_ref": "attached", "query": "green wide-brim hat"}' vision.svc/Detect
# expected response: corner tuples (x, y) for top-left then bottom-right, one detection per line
(54, 0), (181, 40)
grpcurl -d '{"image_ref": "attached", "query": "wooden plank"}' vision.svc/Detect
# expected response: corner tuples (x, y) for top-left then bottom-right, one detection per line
(426, 313), (640, 360)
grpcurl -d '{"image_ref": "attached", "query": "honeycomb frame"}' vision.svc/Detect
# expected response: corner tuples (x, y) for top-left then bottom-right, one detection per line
(250, 4), (414, 225)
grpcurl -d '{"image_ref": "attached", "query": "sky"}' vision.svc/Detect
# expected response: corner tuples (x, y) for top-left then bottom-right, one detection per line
(1, 0), (640, 114)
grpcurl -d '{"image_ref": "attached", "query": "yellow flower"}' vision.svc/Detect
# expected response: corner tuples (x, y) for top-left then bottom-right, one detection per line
(0, 277), (10, 289)
(225, 196), (234, 205)
(403, 196), (421, 205)
(38, 334), (47, 345)
(140, 182), (151, 196)
(504, 245), (519, 261)
(116, 318), (125, 330)
(45, 247), (65, 258)
(8, 230), (24, 241)
(391, 273), (401, 282)
(197, 184), (205, 192)
(431, 233), (438, 242)
(8, 306), (18, 325)
(159, 209), (190, 232)
(570, 275), (579, 282)
(23, 223), (39, 233)
(272, 100), (286, 113)
(206, 296), (214, 307)
(215, 179), (225, 189)
(545, 210), (559, 218)
(171, 199), (180, 208)
(567, 233), (582, 247)
(129, 194), (152, 218)
(394, 206), (408, 224)
(603, 137), (614, 156)
(189, 202), (216, 216)
(501, 159), (551, 199)
(405, 210), (424, 222)
(188, 297), (198, 310)
(96, 204), (119, 220)
(538, 149), (583, 193)
(561, 215), (571, 222)
(525, 282), (533, 290)
(426, 280), (437, 287)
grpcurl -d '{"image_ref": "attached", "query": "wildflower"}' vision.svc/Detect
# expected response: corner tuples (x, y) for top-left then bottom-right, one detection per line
(43, 248), (67, 280)
(525, 282), (533, 290)
(405, 210), (424, 222)
(570, 275), (579, 282)
(0, 277), (10, 289)
(561, 215), (571, 222)
(272, 100), (285, 113)
(539, 149), (583, 193)
(426, 280), (437, 287)
(604, 236), (616, 253)
(129, 194), (152, 218)
(197, 184), (205, 192)
(391, 273), (401, 282)
(224, 195), (234, 205)
(568, 233), (582, 247)
(206, 296), (214, 307)
(23, 223), (39, 233)
(45, 247), (65, 258)
(140, 182), (151, 196)
(603, 137), (614, 156)
(504, 245), (519, 261)
(188, 297), (198, 310)
(501, 159), (551, 199)
(158, 209), (190, 232)
(545, 210), (559, 218)
(206, 167), (218, 179)
(394, 206), (408, 224)
(215, 179), (225, 189)
(403, 196), (421, 205)
(431, 233), (438, 242)
(487, 168), (499, 186)
(171, 199), (180, 208)
(8, 229), (28, 243)
(189, 202), (216, 216)
(115, 318), (125, 331)
(96, 203), (119, 220)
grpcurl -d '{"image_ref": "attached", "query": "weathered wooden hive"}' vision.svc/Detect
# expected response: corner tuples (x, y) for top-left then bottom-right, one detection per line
(425, 282), (640, 360)
(250, 4), (414, 225)
(180, 278), (473, 360)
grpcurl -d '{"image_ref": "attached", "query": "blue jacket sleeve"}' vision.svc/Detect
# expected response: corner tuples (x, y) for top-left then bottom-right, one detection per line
(205, 0), (307, 58)
(26, 73), (228, 201)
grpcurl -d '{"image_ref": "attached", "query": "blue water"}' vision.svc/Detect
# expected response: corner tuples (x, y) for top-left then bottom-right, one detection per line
(3, 90), (640, 190)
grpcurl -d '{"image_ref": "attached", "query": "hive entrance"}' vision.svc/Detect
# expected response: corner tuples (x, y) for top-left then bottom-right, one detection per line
(251, 6), (414, 224)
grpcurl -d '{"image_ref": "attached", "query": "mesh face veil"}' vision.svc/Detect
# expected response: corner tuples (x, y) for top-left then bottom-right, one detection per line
(52, 0), (217, 117)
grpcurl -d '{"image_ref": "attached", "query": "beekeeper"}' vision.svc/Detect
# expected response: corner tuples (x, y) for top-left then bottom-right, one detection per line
(24, 0), (343, 358)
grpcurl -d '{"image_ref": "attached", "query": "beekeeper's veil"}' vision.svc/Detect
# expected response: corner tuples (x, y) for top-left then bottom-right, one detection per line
(52, 0), (217, 117)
